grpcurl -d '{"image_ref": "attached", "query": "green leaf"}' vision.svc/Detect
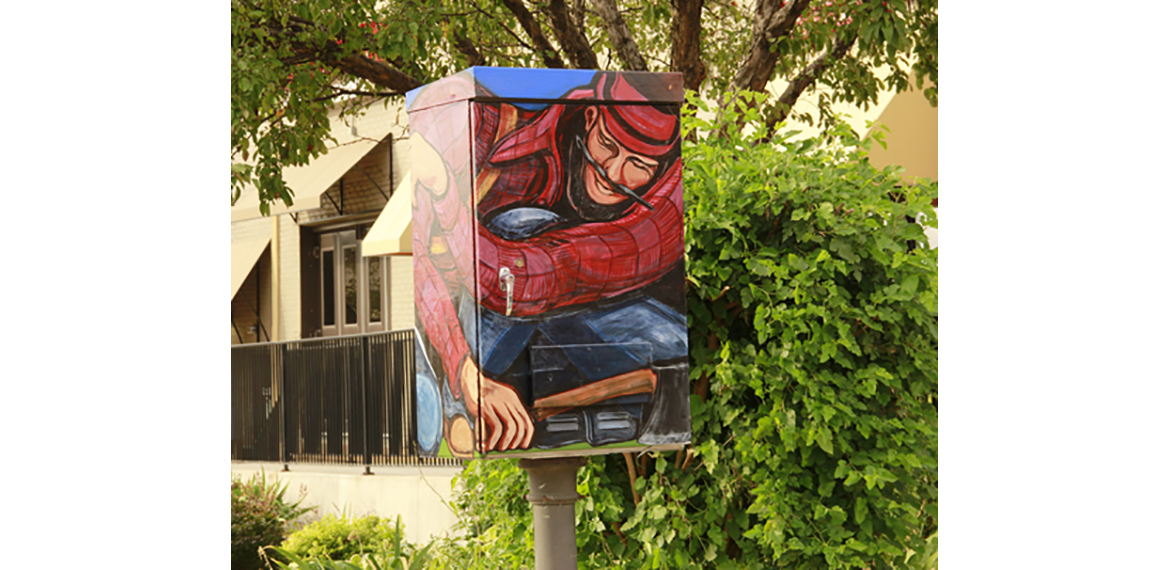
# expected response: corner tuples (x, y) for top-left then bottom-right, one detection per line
(854, 497), (868, 524)
(818, 480), (836, 497)
(902, 274), (919, 295)
(815, 427), (834, 455)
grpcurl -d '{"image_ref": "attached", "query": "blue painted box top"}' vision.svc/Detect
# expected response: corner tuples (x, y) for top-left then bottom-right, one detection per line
(405, 67), (684, 113)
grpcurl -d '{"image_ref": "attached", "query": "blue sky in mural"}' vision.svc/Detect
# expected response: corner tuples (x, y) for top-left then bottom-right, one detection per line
(471, 67), (597, 109)
(405, 67), (597, 110)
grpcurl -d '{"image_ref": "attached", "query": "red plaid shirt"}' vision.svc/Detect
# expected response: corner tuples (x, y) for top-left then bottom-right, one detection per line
(414, 97), (683, 395)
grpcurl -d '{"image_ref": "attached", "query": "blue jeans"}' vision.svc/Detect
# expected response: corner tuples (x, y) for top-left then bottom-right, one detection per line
(474, 208), (687, 383)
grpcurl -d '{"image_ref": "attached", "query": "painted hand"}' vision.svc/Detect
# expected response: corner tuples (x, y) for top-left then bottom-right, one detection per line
(458, 356), (534, 452)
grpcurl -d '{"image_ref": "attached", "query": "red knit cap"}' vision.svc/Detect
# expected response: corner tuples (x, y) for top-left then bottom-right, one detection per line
(595, 74), (679, 158)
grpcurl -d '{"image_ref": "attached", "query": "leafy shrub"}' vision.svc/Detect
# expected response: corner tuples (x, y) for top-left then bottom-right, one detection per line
(265, 538), (434, 570)
(282, 514), (415, 562)
(265, 540), (434, 570)
(431, 91), (938, 570)
(231, 472), (313, 570)
(424, 459), (534, 570)
(654, 91), (937, 569)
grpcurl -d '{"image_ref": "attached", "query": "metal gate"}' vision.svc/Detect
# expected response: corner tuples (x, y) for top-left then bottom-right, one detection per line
(231, 329), (460, 468)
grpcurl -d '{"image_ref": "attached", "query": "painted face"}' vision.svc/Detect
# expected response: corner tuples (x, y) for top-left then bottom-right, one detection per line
(582, 107), (660, 206)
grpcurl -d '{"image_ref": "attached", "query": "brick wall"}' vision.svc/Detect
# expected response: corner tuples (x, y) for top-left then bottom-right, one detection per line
(231, 216), (270, 244)
(389, 255), (414, 331)
(390, 133), (410, 192)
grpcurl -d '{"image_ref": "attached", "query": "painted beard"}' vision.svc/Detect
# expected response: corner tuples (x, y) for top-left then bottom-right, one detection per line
(566, 136), (637, 222)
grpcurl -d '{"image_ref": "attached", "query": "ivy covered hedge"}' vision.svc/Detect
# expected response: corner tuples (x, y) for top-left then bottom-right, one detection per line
(433, 91), (938, 570)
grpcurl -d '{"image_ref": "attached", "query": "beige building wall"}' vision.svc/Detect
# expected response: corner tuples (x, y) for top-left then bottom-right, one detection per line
(865, 80), (938, 183)
(277, 215), (302, 340)
(231, 217), (273, 249)
(861, 80), (938, 248)
(231, 463), (461, 545)
(390, 133), (410, 191)
(389, 255), (414, 330)
(762, 70), (938, 186)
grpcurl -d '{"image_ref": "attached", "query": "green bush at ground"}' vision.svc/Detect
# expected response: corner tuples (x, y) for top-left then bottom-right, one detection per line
(429, 91), (938, 569)
(281, 514), (417, 562)
(266, 516), (433, 570)
(424, 459), (534, 570)
(231, 473), (313, 570)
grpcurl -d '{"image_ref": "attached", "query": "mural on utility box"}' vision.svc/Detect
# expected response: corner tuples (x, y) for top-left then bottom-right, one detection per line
(410, 68), (690, 458)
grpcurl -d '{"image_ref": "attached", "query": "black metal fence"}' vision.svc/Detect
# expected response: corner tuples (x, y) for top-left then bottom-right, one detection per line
(231, 329), (461, 468)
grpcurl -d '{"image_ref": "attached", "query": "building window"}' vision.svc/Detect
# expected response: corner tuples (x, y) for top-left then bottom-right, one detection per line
(315, 226), (391, 337)
(368, 257), (382, 324)
(322, 249), (336, 328)
(343, 245), (358, 325)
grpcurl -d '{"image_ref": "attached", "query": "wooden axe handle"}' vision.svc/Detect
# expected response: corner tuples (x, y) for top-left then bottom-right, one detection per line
(532, 368), (657, 422)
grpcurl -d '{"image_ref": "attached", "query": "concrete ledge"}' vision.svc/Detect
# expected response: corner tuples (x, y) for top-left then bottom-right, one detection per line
(231, 461), (464, 545)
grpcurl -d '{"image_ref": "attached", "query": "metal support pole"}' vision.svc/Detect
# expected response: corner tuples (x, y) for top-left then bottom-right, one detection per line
(281, 343), (291, 472)
(518, 457), (587, 570)
(361, 336), (372, 474)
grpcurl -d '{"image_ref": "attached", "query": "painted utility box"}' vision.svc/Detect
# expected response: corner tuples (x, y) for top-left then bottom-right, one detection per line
(409, 67), (689, 459)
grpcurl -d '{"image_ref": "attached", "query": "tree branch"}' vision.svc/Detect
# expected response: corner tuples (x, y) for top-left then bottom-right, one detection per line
(589, 0), (648, 71)
(731, 0), (812, 92)
(447, 23), (487, 66)
(573, 0), (588, 28)
(496, 0), (568, 68)
(764, 32), (856, 134)
(278, 53), (319, 66)
(468, 0), (540, 54)
(268, 16), (423, 93)
(670, 0), (706, 91)
(326, 52), (424, 92)
(313, 87), (401, 102)
(545, 0), (600, 69)
(622, 452), (641, 505)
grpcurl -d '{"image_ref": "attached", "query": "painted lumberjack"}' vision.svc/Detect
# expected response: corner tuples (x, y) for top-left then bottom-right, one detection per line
(414, 71), (689, 456)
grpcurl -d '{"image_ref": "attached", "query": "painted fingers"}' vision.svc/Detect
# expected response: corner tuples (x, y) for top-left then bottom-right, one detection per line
(480, 378), (534, 452)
